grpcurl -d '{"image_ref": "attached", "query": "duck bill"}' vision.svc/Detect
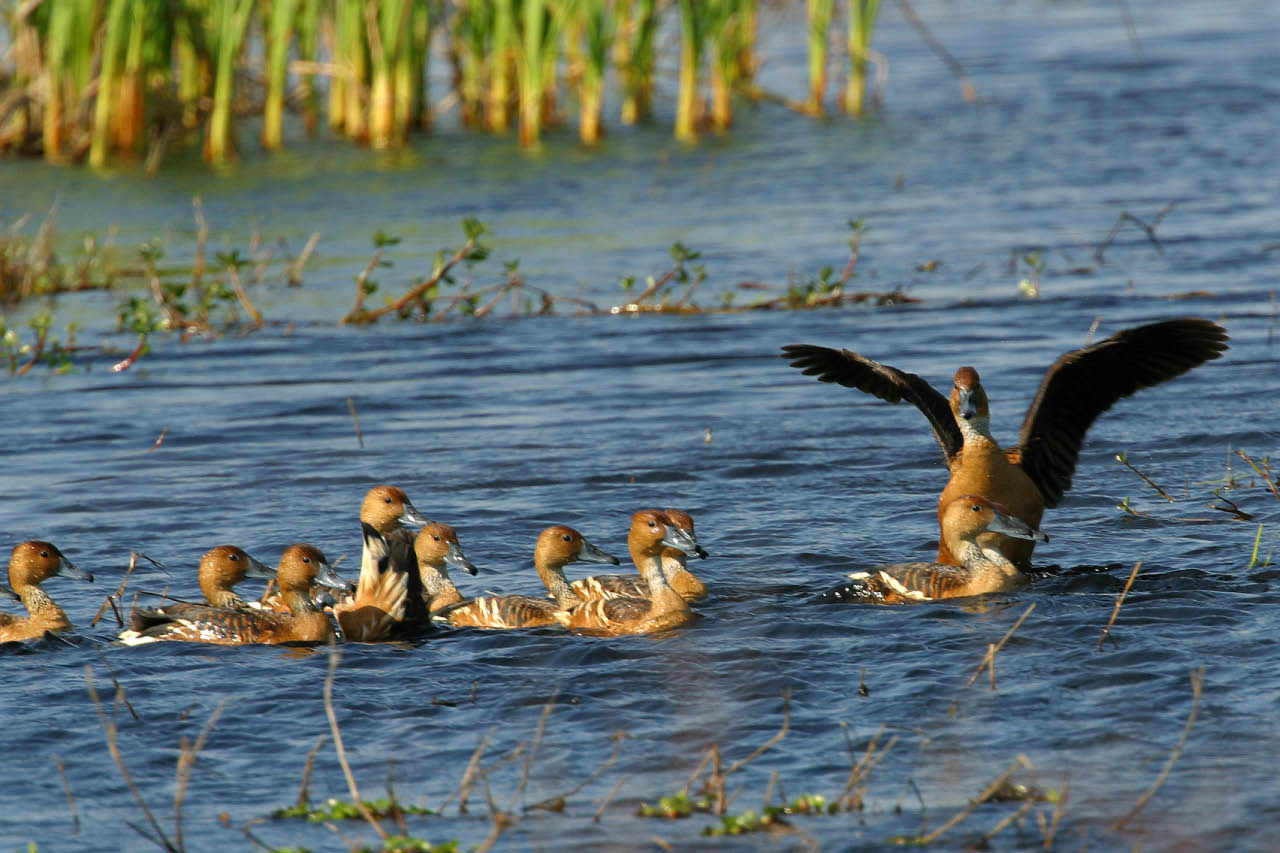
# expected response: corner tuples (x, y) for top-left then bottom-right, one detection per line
(399, 501), (431, 527)
(243, 553), (277, 580)
(445, 542), (479, 576)
(58, 555), (94, 582)
(313, 562), (355, 594)
(955, 388), (979, 421)
(661, 525), (703, 557)
(577, 538), (621, 566)
(986, 510), (1049, 543)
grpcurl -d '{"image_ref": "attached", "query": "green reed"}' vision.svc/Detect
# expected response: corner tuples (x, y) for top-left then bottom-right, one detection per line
(844, 0), (881, 115)
(0, 0), (893, 171)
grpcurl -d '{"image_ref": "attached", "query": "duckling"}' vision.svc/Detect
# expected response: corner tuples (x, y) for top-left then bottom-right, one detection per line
(413, 523), (479, 615)
(783, 317), (1228, 567)
(120, 544), (352, 645)
(0, 541), (92, 643)
(556, 511), (701, 636)
(435, 526), (619, 629)
(333, 524), (409, 642)
(360, 484), (432, 619)
(569, 509), (708, 602)
(820, 496), (1048, 604)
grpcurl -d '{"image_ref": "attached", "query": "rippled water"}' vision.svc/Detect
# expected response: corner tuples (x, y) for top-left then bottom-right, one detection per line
(3, 1), (1279, 850)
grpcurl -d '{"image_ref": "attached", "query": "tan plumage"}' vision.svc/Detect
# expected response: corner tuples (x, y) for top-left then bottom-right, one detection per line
(569, 508), (709, 602)
(0, 541), (92, 643)
(359, 484), (432, 620)
(783, 317), (1228, 566)
(824, 496), (1048, 604)
(556, 511), (700, 636)
(120, 544), (350, 645)
(334, 525), (409, 642)
(436, 526), (619, 629)
(411, 523), (478, 619)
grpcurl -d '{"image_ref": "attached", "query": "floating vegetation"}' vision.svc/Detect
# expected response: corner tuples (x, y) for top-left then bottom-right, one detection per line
(0, 0), (898, 169)
(271, 797), (436, 822)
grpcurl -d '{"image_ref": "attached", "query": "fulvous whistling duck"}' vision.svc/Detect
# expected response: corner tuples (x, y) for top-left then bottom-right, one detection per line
(569, 509), (708, 602)
(120, 544), (352, 645)
(413, 523), (479, 615)
(0, 541), (92, 643)
(435, 526), (620, 629)
(820, 496), (1048, 604)
(334, 524), (409, 642)
(783, 317), (1228, 566)
(360, 485), (431, 619)
(555, 511), (701, 636)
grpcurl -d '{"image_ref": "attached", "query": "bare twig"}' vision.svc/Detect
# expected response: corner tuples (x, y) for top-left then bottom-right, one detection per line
(173, 700), (227, 851)
(919, 754), (1034, 844)
(1115, 454), (1175, 502)
(93, 551), (141, 628)
(94, 649), (140, 721)
(1095, 202), (1174, 263)
(1098, 561), (1142, 650)
(968, 603), (1036, 689)
(981, 798), (1037, 844)
(895, 0), (980, 104)
(1113, 668), (1204, 830)
(346, 396), (364, 449)
(147, 428), (169, 453)
(593, 775), (627, 822)
(442, 730), (492, 814)
(1042, 778), (1069, 848)
(288, 232), (321, 286)
(322, 645), (387, 840)
(1235, 450), (1280, 501)
(86, 666), (176, 851)
(346, 236), (481, 324)
(528, 731), (624, 812)
(295, 735), (328, 808)
(53, 755), (80, 833)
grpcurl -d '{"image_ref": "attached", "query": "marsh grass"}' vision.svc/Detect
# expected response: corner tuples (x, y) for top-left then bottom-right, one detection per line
(0, 0), (904, 169)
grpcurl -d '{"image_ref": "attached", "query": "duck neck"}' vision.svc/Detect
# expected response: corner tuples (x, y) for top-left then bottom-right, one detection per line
(280, 586), (315, 615)
(637, 552), (686, 613)
(209, 589), (247, 608)
(954, 539), (1020, 577)
(537, 559), (579, 608)
(19, 585), (68, 625)
(420, 561), (460, 600)
(957, 414), (995, 445)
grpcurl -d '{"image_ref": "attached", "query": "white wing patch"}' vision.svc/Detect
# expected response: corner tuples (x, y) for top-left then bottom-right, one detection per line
(878, 571), (931, 601)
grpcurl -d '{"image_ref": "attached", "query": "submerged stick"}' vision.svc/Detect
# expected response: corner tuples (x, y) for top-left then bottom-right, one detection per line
(323, 645), (387, 840)
(85, 667), (176, 851)
(1115, 454), (1175, 502)
(919, 753), (1033, 844)
(53, 755), (80, 833)
(1098, 561), (1142, 650)
(174, 700), (227, 851)
(347, 396), (364, 449)
(895, 0), (979, 104)
(968, 603), (1035, 689)
(1113, 667), (1204, 830)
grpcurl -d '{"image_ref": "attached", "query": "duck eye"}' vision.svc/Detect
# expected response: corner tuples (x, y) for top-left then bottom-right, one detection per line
(39, 550), (49, 558)
(562, 534), (572, 542)
(229, 554), (239, 561)
(432, 535), (441, 542)
(302, 556), (311, 563)
(971, 504), (982, 512)
(384, 496), (393, 504)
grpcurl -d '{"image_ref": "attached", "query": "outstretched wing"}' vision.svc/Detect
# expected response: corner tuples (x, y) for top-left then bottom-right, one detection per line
(780, 344), (961, 463)
(1016, 318), (1229, 507)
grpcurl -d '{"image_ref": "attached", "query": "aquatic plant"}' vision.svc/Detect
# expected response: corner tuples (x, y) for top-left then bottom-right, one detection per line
(0, 0), (936, 170)
(844, 0), (882, 115)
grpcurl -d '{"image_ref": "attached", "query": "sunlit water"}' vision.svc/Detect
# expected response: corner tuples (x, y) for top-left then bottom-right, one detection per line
(2, 1), (1278, 850)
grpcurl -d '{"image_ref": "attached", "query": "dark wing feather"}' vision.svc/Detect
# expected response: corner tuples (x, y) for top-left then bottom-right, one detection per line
(1017, 318), (1229, 507)
(781, 344), (961, 463)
